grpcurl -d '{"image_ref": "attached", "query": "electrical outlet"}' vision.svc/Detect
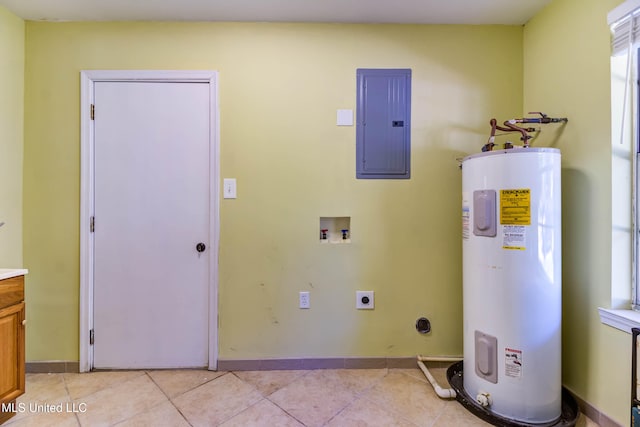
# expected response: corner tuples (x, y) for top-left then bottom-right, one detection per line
(356, 291), (374, 309)
(299, 291), (310, 309)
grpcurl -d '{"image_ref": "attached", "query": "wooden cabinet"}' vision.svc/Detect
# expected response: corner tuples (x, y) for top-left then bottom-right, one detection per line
(0, 275), (25, 425)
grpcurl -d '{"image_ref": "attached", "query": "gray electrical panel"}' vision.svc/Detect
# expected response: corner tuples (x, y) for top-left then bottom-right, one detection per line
(356, 68), (411, 179)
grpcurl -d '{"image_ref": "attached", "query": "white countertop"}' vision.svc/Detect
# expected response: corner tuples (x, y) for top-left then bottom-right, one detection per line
(0, 269), (28, 280)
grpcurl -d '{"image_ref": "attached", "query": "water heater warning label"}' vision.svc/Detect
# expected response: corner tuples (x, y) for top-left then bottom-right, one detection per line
(462, 192), (470, 240)
(505, 347), (523, 378)
(500, 189), (531, 225)
(503, 225), (526, 250)
(462, 206), (470, 240)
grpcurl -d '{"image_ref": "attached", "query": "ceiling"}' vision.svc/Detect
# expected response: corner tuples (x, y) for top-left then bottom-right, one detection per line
(0, 0), (552, 25)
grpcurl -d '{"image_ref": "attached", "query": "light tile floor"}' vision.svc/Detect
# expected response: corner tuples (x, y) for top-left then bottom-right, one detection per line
(3, 367), (599, 427)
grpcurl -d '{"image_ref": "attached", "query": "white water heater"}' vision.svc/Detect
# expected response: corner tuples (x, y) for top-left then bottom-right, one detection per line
(461, 147), (561, 424)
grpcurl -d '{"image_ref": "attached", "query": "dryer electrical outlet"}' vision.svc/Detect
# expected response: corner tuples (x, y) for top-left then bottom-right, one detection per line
(356, 291), (374, 309)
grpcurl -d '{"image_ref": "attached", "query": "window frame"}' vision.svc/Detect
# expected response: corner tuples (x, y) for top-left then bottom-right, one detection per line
(628, 47), (640, 310)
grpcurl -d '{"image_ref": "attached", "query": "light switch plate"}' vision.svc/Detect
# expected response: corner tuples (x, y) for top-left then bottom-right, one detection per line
(223, 178), (237, 199)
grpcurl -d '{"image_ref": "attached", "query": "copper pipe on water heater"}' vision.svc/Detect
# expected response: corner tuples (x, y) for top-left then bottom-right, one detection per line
(482, 113), (567, 152)
(481, 119), (498, 152)
(501, 120), (532, 146)
(483, 118), (529, 150)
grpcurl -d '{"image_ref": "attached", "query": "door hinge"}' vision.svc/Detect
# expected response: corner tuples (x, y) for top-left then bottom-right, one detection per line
(89, 329), (95, 345)
(90, 216), (95, 233)
(91, 104), (95, 120)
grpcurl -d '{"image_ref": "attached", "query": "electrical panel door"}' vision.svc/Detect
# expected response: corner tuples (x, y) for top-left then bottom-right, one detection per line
(356, 68), (411, 179)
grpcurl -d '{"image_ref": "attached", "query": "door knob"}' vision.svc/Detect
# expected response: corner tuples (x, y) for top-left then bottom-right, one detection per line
(196, 243), (206, 253)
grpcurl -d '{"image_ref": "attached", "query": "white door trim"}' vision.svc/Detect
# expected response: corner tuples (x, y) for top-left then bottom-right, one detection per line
(79, 70), (220, 372)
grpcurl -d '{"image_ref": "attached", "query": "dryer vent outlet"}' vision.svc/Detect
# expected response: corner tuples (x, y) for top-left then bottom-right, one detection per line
(416, 317), (431, 334)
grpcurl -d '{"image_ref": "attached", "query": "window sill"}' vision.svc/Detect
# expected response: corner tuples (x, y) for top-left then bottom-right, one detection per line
(598, 307), (640, 333)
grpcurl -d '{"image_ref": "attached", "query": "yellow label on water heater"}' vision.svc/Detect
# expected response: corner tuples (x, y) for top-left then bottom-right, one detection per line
(500, 189), (531, 225)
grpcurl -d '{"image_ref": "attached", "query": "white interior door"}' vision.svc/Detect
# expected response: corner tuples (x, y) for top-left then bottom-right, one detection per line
(93, 81), (211, 369)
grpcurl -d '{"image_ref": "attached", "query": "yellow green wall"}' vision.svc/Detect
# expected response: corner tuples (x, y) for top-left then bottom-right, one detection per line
(20, 3), (637, 423)
(23, 22), (523, 360)
(0, 6), (24, 267)
(524, 0), (629, 424)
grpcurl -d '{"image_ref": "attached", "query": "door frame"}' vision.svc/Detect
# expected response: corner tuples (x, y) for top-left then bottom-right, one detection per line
(79, 70), (220, 372)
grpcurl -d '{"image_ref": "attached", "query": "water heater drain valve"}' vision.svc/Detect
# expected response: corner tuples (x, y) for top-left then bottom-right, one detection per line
(476, 391), (492, 407)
